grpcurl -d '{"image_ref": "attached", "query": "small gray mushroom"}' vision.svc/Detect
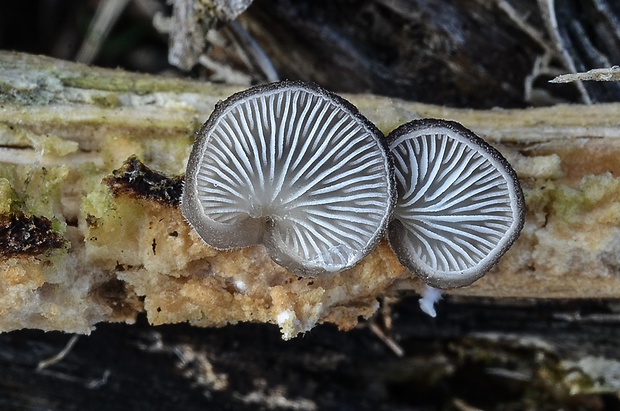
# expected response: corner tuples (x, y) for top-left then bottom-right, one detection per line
(182, 81), (396, 276)
(387, 119), (525, 288)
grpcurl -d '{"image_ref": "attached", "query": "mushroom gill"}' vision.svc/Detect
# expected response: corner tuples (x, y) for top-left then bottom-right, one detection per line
(387, 119), (525, 288)
(182, 81), (396, 276)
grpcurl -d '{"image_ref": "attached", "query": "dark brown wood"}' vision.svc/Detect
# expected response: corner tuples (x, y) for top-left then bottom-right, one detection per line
(2, 297), (620, 410)
(243, 0), (546, 108)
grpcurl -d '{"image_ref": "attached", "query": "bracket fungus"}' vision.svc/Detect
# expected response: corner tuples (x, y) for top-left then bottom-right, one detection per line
(387, 119), (525, 288)
(182, 81), (396, 276)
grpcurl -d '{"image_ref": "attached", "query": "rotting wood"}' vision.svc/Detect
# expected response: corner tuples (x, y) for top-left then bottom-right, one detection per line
(3, 298), (620, 411)
(2, 51), (620, 340)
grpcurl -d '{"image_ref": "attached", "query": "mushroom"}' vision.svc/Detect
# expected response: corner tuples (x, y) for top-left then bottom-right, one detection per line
(182, 81), (396, 276)
(387, 119), (525, 288)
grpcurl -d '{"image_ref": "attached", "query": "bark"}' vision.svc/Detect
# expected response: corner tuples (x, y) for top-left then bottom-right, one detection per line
(2, 300), (620, 411)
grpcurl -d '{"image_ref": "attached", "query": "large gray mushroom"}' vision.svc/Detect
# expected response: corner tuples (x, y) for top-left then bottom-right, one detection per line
(182, 81), (396, 277)
(387, 119), (525, 288)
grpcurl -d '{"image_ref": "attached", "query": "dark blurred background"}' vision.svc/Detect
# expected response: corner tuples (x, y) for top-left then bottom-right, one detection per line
(3, 0), (619, 108)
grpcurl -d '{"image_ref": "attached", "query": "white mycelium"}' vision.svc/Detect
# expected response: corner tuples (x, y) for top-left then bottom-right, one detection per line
(182, 81), (395, 276)
(387, 119), (524, 288)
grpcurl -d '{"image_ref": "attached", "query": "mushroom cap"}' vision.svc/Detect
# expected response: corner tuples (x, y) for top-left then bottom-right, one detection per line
(182, 81), (396, 276)
(387, 119), (525, 288)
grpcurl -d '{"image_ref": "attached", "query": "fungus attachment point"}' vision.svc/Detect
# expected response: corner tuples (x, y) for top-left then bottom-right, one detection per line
(182, 81), (395, 276)
(387, 119), (524, 288)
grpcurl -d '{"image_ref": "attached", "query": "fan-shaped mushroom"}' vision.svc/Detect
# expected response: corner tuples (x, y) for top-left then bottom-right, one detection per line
(182, 81), (396, 276)
(387, 119), (524, 288)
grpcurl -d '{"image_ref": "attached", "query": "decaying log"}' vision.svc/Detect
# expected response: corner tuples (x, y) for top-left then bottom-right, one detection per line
(1, 51), (620, 343)
(5, 299), (620, 411)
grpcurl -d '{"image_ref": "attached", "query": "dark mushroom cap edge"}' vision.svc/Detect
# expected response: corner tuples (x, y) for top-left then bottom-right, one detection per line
(386, 118), (526, 289)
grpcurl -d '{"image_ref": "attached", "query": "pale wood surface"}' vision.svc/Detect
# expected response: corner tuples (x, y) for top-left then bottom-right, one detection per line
(2, 51), (620, 305)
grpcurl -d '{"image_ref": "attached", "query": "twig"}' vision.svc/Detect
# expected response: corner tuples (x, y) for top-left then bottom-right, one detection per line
(76, 0), (131, 64)
(228, 20), (279, 83)
(369, 322), (405, 357)
(36, 335), (80, 371)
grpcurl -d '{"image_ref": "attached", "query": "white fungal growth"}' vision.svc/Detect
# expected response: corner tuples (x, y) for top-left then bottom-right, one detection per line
(418, 285), (442, 318)
(182, 81), (395, 276)
(234, 280), (247, 293)
(387, 119), (524, 288)
(276, 310), (294, 325)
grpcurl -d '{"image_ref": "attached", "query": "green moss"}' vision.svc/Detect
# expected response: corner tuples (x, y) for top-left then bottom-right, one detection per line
(91, 93), (122, 108)
(552, 175), (620, 223)
(550, 184), (585, 223)
(82, 182), (117, 221)
(0, 123), (31, 147)
(27, 134), (79, 157)
(0, 57), (238, 107)
(524, 179), (555, 211)
(526, 174), (620, 226)
(0, 164), (69, 233)
(81, 178), (150, 268)
(0, 178), (19, 215)
(0, 124), (79, 158)
(24, 167), (68, 221)
(60, 73), (230, 96)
